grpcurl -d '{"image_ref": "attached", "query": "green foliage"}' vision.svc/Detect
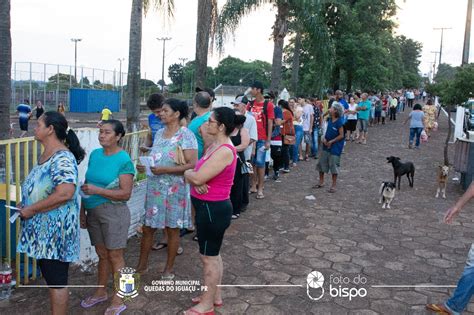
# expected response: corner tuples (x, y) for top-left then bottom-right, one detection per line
(215, 56), (271, 87)
(168, 63), (183, 89)
(284, 0), (422, 94)
(47, 73), (77, 90)
(434, 63), (457, 83)
(436, 64), (474, 106)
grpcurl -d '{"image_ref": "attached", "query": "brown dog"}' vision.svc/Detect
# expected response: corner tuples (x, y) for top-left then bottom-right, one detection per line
(435, 165), (449, 199)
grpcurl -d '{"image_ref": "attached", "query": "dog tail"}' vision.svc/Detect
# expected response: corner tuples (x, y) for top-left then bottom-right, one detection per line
(379, 182), (385, 195)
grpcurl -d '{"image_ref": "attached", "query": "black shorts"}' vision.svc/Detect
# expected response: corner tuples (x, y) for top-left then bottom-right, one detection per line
(37, 259), (70, 288)
(191, 197), (232, 256)
(19, 119), (28, 131)
(345, 119), (357, 132)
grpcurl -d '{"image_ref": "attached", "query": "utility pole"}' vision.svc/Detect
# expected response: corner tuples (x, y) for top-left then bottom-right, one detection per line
(157, 37), (172, 93)
(431, 51), (440, 80)
(118, 58), (125, 107)
(70, 38), (82, 82)
(463, 0), (473, 65)
(178, 57), (187, 93)
(433, 27), (452, 65)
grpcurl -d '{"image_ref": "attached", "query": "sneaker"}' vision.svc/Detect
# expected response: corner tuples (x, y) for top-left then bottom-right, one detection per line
(283, 168), (290, 173)
(231, 214), (240, 219)
(272, 174), (279, 181)
(264, 175), (269, 181)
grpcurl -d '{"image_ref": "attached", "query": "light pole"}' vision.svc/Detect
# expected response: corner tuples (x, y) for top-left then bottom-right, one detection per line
(157, 37), (172, 92)
(71, 38), (82, 82)
(118, 58), (125, 107)
(431, 51), (440, 80)
(462, 0), (473, 65)
(433, 27), (452, 65)
(178, 57), (187, 93)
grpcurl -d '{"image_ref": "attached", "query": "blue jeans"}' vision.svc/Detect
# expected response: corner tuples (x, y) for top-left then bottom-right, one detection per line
(311, 127), (319, 156)
(252, 140), (267, 168)
(291, 125), (304, 163)
(445, 244), (474, 314)
(409, 127), (423, 147)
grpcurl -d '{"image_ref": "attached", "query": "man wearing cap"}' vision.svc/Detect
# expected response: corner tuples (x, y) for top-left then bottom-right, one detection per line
(233, 95), (257, 210)
(247, 81), (275, 199)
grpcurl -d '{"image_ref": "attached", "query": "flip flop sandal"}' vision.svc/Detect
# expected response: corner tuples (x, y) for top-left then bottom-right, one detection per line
(193, 235), (199, 242)
(152, 242), (168, 251)
(184, 307), (215, 315)
(312, 184), (324, 189)
(328, 188), (337, 193)
(256, 193), (265, 199)
(177, 246), (184, 255)
(80, 295), (108, 308)
(249, 189), (258, 194)
(104, 304), (127, 315)
(425, 304), (452, 314)
(192, 296), (223, 307)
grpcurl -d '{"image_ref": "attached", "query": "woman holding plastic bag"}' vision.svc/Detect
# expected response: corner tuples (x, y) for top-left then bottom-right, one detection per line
(404, 103), (426, 149)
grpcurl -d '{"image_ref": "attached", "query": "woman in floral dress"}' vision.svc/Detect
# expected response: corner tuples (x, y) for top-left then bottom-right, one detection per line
(423, 99), (437, 137)
(136, 98), (198, 279)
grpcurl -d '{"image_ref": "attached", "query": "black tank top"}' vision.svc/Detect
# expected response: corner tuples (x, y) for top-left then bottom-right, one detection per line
(230, 129), (246, 163)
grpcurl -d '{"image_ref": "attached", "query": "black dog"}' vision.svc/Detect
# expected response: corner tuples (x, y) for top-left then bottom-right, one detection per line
(386, 156), (415, 190)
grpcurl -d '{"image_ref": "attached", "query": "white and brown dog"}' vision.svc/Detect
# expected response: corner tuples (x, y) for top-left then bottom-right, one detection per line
(436, 165), (449, 199)
(379, 182), (396, 209)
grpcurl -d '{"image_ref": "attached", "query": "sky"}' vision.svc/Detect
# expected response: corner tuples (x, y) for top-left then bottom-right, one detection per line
(10, 0), (473, 85)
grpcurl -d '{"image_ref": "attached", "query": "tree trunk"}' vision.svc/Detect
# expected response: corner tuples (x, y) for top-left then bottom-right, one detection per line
(270, 1), (289, 93)
(346, 70), (353, 92)
(291, 31), (302, 95)
(0, 0), (12, 140)
(331, 65), (340, 92)
(125, 0), (142, 132)
(444, 106), (452, 166)
(195, 0), (212, 89)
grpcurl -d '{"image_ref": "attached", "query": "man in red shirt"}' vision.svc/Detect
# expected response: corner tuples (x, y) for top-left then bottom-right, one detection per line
(247, 81), (275, 199)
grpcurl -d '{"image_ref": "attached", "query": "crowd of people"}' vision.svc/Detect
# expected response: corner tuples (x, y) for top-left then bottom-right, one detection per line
(15, 81), (439, 315)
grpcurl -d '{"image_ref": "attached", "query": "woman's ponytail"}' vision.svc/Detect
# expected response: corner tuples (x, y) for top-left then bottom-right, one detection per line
(65, 129), (86, 164)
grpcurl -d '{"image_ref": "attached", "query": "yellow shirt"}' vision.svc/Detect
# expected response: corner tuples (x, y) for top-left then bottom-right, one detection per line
(101, 108), (112, 120)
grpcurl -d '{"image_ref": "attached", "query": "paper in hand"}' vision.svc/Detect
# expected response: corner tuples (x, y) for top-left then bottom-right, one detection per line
(5, 205), (21, 223)
(78, 181), (90, 199)
(139, 156), (155, 177)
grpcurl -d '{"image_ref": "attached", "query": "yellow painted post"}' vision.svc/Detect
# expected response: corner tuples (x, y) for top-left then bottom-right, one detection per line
(31, 141), (37, 280)
(15, 143), (20, 287)
(5, 144), (11, 264)
(23, 142), (29, 284)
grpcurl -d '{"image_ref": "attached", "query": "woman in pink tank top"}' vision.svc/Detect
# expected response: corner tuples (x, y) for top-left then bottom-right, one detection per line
(184, 107), (237, 315)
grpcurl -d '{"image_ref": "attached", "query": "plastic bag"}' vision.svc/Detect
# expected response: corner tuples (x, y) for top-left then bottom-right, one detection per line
(421, 130), (428, 143)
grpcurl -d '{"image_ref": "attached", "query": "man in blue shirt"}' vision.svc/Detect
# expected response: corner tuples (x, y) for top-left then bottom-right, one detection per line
(315, 102), (345, 193)
(141, 94), (165, 152)
(16, 99), (32, 137)
(356, 93), (371, 145)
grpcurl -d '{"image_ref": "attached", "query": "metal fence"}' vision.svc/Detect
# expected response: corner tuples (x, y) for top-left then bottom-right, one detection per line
(0, 128), (146, 286)
(12, 62), (127, 112)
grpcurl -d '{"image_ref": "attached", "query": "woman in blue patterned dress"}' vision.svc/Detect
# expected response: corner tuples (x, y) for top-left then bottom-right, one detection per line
(136, 98), (198, 279)
(17, 111), (85, 315)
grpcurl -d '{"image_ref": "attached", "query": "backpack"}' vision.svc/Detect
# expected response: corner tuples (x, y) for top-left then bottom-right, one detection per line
(249, 99), (270, 132)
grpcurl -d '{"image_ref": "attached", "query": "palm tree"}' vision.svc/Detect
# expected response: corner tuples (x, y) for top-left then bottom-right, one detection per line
(217, 0), (290, 92)
(195, 0), (218, 89)
(0, 0), (11, 140)
(125, 0), (174, 132)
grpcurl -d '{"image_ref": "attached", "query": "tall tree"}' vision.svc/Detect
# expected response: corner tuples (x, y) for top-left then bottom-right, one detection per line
(217, 0), (293, 92)
(195, 0), (218, 89)
(0, 0), (11, 140)
(126, 0), (174, 132)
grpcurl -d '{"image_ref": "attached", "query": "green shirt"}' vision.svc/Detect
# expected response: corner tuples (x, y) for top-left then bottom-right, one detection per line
(188, 111), (211, 159)
(357, 100), (372, 121)
(83, 148), (135, 209)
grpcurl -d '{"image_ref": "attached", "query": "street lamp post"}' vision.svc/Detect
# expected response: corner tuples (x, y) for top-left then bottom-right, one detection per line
(433, 27), (452, 65)
(178, 57), (187, 93)
(462, 0), (473, 65)
(431, 51), (440, 81)
(71, 38), (82, 82)
(118, 58), (125, 107)
(157, 37), (172, 93)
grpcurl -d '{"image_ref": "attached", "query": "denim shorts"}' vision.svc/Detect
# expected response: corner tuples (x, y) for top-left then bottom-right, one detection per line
(252, 140), (267, 168)
(358, 119), (368, 132)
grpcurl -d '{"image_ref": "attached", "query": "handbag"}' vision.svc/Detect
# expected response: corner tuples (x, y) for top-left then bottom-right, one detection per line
(283, 118), (296, 145)
(174, 145), (187, 165)
(239, 156), (253, 174)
